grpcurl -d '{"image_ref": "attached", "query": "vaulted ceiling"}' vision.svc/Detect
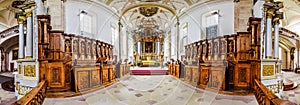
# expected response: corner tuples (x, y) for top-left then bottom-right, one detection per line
(104, 0), (192, 30)
(0, 0), (300, 35)
(0, 0), (17, 30)
(276, 0), (300, 34)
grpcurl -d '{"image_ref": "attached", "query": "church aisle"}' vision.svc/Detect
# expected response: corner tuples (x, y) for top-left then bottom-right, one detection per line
(43, 75), (258, 105)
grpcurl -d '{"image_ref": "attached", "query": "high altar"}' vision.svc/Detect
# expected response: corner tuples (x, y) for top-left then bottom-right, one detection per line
(134, 36), (164, 66)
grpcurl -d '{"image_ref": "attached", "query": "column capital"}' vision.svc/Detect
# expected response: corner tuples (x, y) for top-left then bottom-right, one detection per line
(266, 9), (275, 19)
(265, 0), (274, 3)
(24, 11), (33, 17)
(16, 14), (26, 24)
(273, 17), (280, 25)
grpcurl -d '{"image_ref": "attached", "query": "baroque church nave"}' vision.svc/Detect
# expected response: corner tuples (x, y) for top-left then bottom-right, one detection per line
(0, 0), (300, 105)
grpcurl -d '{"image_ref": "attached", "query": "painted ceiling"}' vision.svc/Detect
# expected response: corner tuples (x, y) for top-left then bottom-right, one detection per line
(0, 0), (300, 35)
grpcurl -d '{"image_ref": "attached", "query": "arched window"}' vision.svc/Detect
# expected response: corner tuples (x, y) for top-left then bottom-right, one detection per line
(111, 25), (118, 46)
(79, 12), (92, 34)
(202, 10), (219, 39)
(180, 23), (188, 54)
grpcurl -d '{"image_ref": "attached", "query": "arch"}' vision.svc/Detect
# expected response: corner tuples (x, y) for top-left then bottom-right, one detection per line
(278, 36), (296, 50)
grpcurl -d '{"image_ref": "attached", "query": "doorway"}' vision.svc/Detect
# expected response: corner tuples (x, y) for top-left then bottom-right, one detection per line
(10, 63), (14, 72)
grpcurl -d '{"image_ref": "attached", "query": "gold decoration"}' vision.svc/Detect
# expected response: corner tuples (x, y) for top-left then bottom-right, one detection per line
(17, 14), (26, 24)
(24, 65), (36, 77)
(15, 82), (20, 94)
(263, 65), (274, 76)
(18, 65), (21, 74)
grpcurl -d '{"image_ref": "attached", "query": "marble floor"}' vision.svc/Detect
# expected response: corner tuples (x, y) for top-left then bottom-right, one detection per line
(0, 72), (17, 105)
(43, 75), (258, 105)
(280, 71), (300, 104)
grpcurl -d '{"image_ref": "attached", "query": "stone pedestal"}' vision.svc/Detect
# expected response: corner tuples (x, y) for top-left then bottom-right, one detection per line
(15, 59), (39, 99)
(261, 59), (281, 80)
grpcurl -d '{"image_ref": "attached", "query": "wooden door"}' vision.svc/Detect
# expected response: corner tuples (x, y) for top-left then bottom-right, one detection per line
(47, 62), (65, 88)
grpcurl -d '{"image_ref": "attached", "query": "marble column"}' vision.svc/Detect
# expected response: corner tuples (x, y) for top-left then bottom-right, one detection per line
(18, 16), (26, 59)
(266, 16), (273, 58)
(137, 41), (141, 54)
(157, 42), (160, 54)
(118, 21), (122, 60)
(176, 21), (180, 59)
(274, 22), (279, 59)
(26, 12), (33, 58)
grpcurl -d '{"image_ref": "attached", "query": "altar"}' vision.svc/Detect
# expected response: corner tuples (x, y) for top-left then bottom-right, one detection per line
(133, 36), (164, 64)
(141, 60), (157, 66)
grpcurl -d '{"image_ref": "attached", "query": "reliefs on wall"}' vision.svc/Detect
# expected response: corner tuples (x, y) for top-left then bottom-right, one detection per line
(24, 65), (36, 77)
(263, 65), (274, 76)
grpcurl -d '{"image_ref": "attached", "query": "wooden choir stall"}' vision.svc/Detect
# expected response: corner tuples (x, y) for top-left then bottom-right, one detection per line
(37, 15), (122, 96)
(169, 17), (262, 93)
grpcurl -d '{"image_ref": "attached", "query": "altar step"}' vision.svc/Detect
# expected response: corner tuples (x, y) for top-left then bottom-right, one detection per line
(131, 70), (168, 75)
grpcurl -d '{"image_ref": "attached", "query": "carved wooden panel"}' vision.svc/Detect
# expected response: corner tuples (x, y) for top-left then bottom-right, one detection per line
(200, 67), (209, 85)
(175, 65), (180, 78)
(209, 70), (224, 89)
(235, 64), (250, 88)
(102, 67), (109, 85)
(91, 70), (101, 88)
(184, 66), (192, 82)
(191, 66), (199, 85)
(80, 41), (86, 58)
(108, 66), (115, 82)
(77, 71), (90, 91)
(49, 32), (63, 60)
(47, 63), (65, 88)
(65, 64), (72, 89)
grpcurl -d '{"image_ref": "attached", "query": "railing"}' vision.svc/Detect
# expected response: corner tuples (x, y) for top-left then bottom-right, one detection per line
(12, 80), (48, 105)
(253, 79), (289, 105)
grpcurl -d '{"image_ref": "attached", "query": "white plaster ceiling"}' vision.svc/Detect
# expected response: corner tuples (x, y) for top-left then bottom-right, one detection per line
(276, 0), (300, 35)
(105, 0), (191, 30)
(0, 0), (299, 35)
(0, 0), (17, 30)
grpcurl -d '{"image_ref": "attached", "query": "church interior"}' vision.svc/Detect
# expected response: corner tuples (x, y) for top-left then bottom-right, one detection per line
(0, 0), (300, 105)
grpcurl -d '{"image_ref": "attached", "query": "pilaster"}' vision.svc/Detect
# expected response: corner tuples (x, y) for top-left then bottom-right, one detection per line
(12, 0), (39, 100)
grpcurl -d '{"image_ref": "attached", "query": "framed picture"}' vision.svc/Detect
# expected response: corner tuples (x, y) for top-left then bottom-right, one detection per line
(12, 50), (18, 60)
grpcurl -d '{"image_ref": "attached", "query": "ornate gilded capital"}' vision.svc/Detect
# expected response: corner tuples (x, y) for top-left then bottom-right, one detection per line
(12, 0), (36, 18)
(17, 14), (26, 24)
(273, 17), (280, 25)
(266, 9), (275, 18)
(24, 11), (32, 17)
(265, 0), (273, 3)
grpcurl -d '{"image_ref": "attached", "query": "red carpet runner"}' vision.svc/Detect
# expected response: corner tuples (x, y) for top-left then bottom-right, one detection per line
(131, 67), (168, 75)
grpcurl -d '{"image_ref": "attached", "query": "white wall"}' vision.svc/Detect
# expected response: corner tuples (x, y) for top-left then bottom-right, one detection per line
(179, 1), (234, 44)
(253, 0), (264, 18)
(165, 1), (234, 60)
(65, 0), (118, 43)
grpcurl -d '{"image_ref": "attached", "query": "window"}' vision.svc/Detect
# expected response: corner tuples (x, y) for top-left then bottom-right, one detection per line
(80, 13), (92, 34)
(111, 25), (118, 46)
(203, 10), (219, 39)
(181, 23), (188, 54)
